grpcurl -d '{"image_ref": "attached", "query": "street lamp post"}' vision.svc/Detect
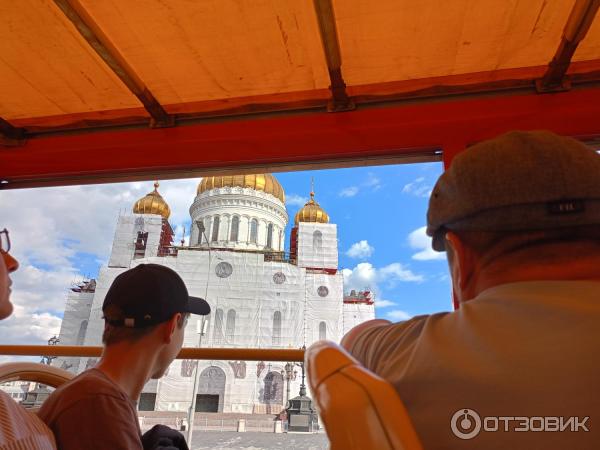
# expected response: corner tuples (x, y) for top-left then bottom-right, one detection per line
(284, 362), (298, 406)
(41, 335), (59, 365)
(187, 223), (211, 446)
(186, 317), (207, 444)
(285, 360), (317, 433)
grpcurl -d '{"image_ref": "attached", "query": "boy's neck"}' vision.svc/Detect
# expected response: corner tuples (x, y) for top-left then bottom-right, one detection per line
(96, 343), (157, 401)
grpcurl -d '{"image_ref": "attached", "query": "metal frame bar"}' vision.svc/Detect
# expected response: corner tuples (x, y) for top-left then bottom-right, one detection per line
(313, 0), (354, 112)
(52, 0), (173, 127)
(537, 0), (600, 92)
(2, 86), (600, 188)
(0, 345), (305, 362)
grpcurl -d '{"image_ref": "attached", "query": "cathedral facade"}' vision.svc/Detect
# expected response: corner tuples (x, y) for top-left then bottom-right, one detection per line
(55, 174), (374, 414)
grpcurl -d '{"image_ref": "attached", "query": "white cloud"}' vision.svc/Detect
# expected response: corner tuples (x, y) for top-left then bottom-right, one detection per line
(363, 173), (381, 191)
(374, 299), (395, 308)
(387, 310), (412, 321)
(0, 303), (62, 346)
(339, 173), (381, 198)
(339, 186), (359, 197)
(402, 177), (432, 198)
(286, 194), (308, 207)
(408, 226), (447, 261)
(346, 240), (374, 259)
(342, 262), (423, 299)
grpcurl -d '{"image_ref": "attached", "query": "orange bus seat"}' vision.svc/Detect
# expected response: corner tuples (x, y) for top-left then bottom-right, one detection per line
(306, 341), (423, 450)
(0, 362), (73, 389)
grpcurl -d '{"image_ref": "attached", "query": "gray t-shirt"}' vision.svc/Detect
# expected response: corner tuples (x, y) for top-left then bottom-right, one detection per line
(38, 368), (142, 450)
(346, 281), (600, 449)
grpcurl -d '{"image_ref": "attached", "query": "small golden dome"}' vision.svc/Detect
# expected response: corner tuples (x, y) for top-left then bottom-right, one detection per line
(133, 182), (171, 219)
(197, 174), (285, 203)
(294, 191), (329, 226)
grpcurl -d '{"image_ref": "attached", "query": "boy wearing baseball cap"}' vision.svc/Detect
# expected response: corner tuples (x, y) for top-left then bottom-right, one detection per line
(342, 131), (600, 449)
(39, 264), (210, 450)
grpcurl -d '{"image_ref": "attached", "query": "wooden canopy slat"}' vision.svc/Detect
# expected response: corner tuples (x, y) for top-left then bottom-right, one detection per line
(313, 0), (354, 112)
(538, 0), (600, 91)
(52, 0), (173, 127)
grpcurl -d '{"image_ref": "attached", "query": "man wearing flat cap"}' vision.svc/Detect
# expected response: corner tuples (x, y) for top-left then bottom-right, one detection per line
(342, 131), (600, 449)
(39, 264), (210, 450)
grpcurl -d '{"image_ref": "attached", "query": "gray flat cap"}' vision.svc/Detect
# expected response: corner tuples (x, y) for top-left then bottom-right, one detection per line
(427, 130), (600, 251)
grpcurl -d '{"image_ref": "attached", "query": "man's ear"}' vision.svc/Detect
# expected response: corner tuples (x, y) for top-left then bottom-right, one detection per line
(445, 232), (477, 305)
(161, 313), (181, 343)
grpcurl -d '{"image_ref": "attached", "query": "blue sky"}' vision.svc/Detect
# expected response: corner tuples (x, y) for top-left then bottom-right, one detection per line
(281, 163), (452, 318)
(0, 161), (451, 349)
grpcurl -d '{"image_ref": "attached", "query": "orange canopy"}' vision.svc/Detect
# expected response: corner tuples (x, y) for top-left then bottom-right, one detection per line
(1, 0), (600, 187)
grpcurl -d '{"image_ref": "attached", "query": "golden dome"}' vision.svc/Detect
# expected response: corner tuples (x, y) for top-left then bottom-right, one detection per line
(197, 174), (285, 203)
(133, 182), (171, 219)
(294, 191), (330, 226)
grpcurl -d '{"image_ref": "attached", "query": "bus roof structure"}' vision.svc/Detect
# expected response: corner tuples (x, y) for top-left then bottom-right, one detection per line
(2, 0), (600, 188)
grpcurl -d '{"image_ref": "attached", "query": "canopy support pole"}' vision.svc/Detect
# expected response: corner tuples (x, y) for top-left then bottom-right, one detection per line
(52, 0), (174, 128)
(313, 0), (355, 112)
(0, 117), (25, 147)
(537, 0), (600, 92)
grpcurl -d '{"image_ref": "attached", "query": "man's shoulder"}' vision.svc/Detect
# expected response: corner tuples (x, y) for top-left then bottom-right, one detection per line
(38, 368), (129, 422)
(52, 368), (123, 399)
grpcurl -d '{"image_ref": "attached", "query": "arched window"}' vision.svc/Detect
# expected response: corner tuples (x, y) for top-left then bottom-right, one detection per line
(225, 309), (236, 344)
(230, 216), (240, 242)
(313, 230), (323, 251)
(319, 321), (327, 340)
(262, 371), (284, 404)
(213, 309), (224, 344)
(196, 220), (204, 245)
(76, 320), (88, 346)
(211, 216), (220, 242)
(249, 219), (258, 243)
(272, 311), (281, 346)
(134, 231), (148, 259)
(266, 223), (274, 248)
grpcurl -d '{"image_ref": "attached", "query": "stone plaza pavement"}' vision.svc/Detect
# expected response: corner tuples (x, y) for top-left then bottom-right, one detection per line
(191, 431), (329, 450)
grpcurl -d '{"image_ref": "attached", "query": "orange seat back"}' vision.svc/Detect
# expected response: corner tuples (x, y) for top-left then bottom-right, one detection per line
(306, 340), (423, 450)
(0, 362), (74, 388)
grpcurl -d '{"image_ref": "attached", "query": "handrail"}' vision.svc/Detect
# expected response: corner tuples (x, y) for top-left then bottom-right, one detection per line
(0, 345), (304, 362)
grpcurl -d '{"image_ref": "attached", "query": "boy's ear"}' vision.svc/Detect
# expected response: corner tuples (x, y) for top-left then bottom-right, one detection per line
(161, 313), (181, 343)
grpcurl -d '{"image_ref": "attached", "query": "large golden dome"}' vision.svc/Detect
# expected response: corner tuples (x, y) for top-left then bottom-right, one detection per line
(133, 182), (171, 219)
(294, 191), (329, 226)
(197, 174), (285, 203)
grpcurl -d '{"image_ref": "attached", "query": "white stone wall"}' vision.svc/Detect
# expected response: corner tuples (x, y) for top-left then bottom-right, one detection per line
(108, 214), (164, 268)
(189, 187), (288, 251)
(53, 290), (94, 373)
(296, 222), (338, 270)
(304, 272), (344, 344)
(342, 303), (376, 335)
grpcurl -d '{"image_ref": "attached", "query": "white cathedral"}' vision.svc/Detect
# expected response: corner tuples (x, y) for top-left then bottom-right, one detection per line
(55, 174), (374, 414)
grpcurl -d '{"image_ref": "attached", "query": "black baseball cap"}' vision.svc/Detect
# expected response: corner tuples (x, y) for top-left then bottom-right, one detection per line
(103, 264), (210, 328)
